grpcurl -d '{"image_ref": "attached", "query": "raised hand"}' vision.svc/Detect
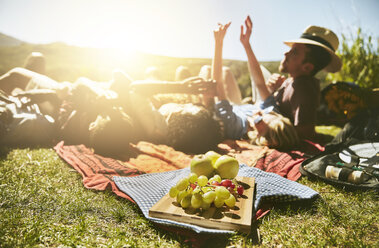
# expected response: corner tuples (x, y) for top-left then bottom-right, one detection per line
(240, 15), (271, 101)
(213, 22), (231, 44)
(240, 15), (252, 48)
(267, 73), (286, 93)
(185, 78), (217, 95)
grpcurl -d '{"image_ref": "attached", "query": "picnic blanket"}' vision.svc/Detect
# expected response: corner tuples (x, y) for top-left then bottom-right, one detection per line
(114, 164), (319, 234)
(54, 139), (321, 246)
(217, 139), (320, 181)
(54, 141), (191, 202)
(54, 139), (321, 208)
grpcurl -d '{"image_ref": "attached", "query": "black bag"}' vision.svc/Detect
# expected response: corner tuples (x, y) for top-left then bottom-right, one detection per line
(300, 109), (379, 190)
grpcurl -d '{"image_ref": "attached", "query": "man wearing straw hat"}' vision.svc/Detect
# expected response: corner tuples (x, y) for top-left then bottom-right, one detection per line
(239, 16), (342, 141)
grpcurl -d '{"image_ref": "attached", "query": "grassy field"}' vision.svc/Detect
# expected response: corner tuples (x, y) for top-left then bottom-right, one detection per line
(0, 43), (377, 247)
(1, 126), (378, 248)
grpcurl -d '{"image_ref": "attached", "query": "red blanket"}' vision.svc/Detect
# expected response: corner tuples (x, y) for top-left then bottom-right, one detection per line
(218, 139), (310, 181)
(54, 141), (191, 202)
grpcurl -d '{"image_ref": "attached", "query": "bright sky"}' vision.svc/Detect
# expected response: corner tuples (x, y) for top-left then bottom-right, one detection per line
(0, 0), (378, 61)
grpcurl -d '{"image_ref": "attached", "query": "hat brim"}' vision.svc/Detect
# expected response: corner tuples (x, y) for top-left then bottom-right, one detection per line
(284, 38), (342, 73)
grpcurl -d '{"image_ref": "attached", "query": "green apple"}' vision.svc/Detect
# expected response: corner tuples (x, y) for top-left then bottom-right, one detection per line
(204, 150), (221, 165)
(214, 155), (239, 179)
(190, 154), (214, 177)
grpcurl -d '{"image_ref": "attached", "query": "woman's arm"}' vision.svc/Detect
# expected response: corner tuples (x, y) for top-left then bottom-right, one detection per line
(240, 16), (271, 101)
(130, 77), (216, 96)
(211, 22), (231, 101)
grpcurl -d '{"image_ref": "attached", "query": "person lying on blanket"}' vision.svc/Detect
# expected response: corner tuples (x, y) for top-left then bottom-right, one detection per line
(0, 56), (222, 155)
(111, 74), (223, 154)
(0, 67), (130, 148)
(208, 16), (342, 148)
(0, 53), (294, 152)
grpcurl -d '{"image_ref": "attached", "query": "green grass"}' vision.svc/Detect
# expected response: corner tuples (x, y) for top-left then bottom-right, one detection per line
(1, 140), (378, 247)
(256, 178), (378, 247)
(1, 36), (378, 247)
(0, 148), (185, 247)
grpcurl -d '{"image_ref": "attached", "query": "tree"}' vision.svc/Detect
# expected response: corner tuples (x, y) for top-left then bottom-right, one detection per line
(327, 28), (379, 89)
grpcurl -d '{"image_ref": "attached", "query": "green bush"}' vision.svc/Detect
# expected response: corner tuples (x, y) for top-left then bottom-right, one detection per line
(327, 28), (379, 89)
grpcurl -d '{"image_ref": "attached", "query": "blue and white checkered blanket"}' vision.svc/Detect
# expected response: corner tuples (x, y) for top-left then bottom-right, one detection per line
(114, 164), (318, 234)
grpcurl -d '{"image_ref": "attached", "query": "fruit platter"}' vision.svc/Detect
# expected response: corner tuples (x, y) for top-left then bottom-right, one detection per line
(149, 151), (256, 233)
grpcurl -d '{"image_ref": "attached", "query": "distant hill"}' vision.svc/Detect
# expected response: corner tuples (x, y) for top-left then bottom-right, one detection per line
(0, 33), (26, 46)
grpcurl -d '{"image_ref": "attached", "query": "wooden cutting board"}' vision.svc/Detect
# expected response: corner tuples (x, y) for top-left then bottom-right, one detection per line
(149, 177), (255, 233)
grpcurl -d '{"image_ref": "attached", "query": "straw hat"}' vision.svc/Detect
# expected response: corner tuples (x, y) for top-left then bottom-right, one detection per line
(284, 25), (342, 73)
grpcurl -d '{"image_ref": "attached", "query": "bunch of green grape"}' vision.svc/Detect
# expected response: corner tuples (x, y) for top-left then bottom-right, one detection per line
(169, 173), (244, 210)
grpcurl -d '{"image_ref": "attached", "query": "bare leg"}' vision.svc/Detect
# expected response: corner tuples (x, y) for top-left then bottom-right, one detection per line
(222, 66), (242, 104)
(0, 67), (65, 95)
(23, 52), (46, 75)
(198, 65), (212, 80)
(145, 66), (161, 80)
(109, 69), (133, 98)
(0, 67), (35, 94)
(250, 65), (272, 104)
(175, 66), (191, 81)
